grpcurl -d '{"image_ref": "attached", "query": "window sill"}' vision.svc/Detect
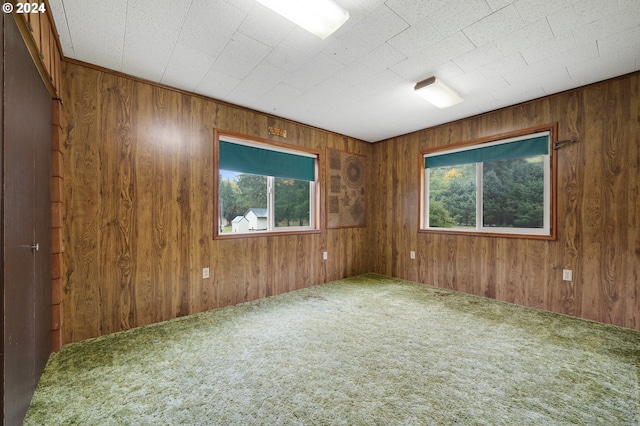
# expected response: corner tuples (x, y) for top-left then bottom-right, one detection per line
(214, 229), (322, 240)
(419, 228), (556, 241)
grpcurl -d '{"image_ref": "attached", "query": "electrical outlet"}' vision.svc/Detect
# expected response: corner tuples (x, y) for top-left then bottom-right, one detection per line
(562, 269), (572, 281)
(323, 252), (328, 260)
(203, 268), (210, 279)
(410, 251), (416, 259)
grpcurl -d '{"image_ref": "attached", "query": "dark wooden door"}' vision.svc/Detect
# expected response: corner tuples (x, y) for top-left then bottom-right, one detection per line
(2, 14), (52, 425)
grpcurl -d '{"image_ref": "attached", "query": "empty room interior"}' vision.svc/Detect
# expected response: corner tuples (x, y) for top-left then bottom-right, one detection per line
(2, 0), (640, 424)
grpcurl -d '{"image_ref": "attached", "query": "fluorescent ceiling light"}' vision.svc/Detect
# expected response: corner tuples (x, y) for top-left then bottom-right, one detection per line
(256, 0), (349, 39)
(414, 76), (463, 108)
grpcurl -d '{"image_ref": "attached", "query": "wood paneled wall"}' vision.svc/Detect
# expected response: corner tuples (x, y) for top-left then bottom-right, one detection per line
(370, 72), (640, 330)
(61, 61), (373, 344)
(61, 59), (639, 343)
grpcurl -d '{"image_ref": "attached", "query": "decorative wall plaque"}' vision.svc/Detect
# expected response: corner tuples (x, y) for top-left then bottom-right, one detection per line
(268, 126), (287, 138)
(326, 148), (366, 228)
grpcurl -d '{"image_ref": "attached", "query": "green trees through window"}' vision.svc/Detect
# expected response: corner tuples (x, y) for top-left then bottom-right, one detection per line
(428, 157), (544, 229)
(422, 129), (553, 238)
(218, 173), (311, 232)
(216, 134), (319, 236)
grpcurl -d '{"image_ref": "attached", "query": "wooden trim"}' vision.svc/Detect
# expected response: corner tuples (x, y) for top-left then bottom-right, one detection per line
(217, 130), (322, 157)
(419, 123), (557, 156)
(418, 123), (558, 241)
(10, 2), (62, 99)
(213, 130), (322, 240)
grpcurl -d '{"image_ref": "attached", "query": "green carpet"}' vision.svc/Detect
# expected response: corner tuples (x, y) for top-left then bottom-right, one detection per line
(26, 274), (640, 425)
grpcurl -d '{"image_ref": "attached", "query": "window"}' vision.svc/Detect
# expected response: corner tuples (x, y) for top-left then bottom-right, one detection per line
(215, 133), (320, 237)
(420, 127), (556, 239)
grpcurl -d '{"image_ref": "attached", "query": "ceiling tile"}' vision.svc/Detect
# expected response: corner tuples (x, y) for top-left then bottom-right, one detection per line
(121, 2), (186, 82)
(196, 69), (241, 100)
(237, 4), (295, 47)
(546, 0), (619, 38)
(454, 69), (510, 94)
(63, 0), (127, 70)
(514, 0), (582, 25)
(232, 63), (289, 98)
(520, 33), (576, 64)
(271, 27), (326, 56)
(286, 54), (345, 91)
(334, 62), (379, 85)
(48, 0), (75, 56)
(208, 33), (272, 80)
(452, 43), (503, 72)
(463, 4), (525, 47)
(597, 26), (640, 58)
(387, 18), (444, 57)
(494, 18), (554, 56)
(349, 4), (410, 45)
(619, 0), (640, 10)
(160, 43), (216, 92)
(358, 43), (406, 72)
(265, 45), (317, 73)
(390, 32), (475, 80)
(566, 54), (629, 85)
(322, 33), (375, 65)
(177, 0), (247, 58)
(545, 42), (600, 72)
(485, 0), (515, 11)
(385, 0), (449, 25)
(502, 61), (550, 85)
(571, 7), (640, 44)
(225, 0), (255, 13)
(53, 0), (640, 142)
(479, 52), (527, 78)
(428, 0), (493, 37)
(262, 83), (302, 104)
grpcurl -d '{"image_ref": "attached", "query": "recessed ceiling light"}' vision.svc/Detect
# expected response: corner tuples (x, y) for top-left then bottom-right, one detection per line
(414, 76), (463, 109)
(256, 0), (349, 39)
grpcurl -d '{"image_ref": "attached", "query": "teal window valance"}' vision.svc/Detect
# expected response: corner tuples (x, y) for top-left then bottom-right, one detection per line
(425, 134), (549, 169)
(220, 140), (316, 181)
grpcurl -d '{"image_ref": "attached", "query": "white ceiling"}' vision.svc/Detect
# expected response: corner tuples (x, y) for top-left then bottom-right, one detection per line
(49, 0), (640, 142)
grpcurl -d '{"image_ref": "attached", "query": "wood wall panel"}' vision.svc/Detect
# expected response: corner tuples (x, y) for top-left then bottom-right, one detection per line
(61, 61), (373, 344)
(370, 72), (640, 330)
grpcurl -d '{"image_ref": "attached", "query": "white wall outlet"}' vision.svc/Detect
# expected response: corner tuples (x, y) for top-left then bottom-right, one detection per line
(323, 252), (328, 260)
(410, 251), (416, 259)
(562, 269), (572, 281)
(203, 267), (210, 279)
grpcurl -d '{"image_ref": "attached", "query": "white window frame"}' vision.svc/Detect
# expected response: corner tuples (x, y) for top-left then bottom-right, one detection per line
(420, 127), (557, 240)
(215, 133), (320, 239)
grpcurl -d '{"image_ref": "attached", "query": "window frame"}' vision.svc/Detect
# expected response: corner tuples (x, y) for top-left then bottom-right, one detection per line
(419, 124), (558, 240)
(214, 130), (321, 239)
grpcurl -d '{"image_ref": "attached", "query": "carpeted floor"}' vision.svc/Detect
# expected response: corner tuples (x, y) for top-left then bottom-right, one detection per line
(26, 274), (640, 425)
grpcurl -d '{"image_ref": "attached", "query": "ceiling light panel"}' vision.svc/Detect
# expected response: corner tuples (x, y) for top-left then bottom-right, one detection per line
(256, 0), (349, 39)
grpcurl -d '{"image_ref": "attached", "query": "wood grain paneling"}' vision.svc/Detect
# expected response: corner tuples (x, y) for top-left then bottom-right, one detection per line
(61, 61), (373, 344)
(61, 62), (639, 342)
(370, 72), (640, 330)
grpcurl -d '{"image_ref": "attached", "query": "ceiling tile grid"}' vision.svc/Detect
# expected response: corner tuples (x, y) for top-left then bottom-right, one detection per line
(48, 0), (640, 142)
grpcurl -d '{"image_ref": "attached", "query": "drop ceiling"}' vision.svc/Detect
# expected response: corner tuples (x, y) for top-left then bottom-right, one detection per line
(48, 0), (640, 142)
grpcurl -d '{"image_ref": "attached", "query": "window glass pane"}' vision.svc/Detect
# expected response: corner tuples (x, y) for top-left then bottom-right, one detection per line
(482, 156), (544, 229)
(274, 178), (311, 228)
(429, 163), (476, 228)
(219, 170), (268, 234)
